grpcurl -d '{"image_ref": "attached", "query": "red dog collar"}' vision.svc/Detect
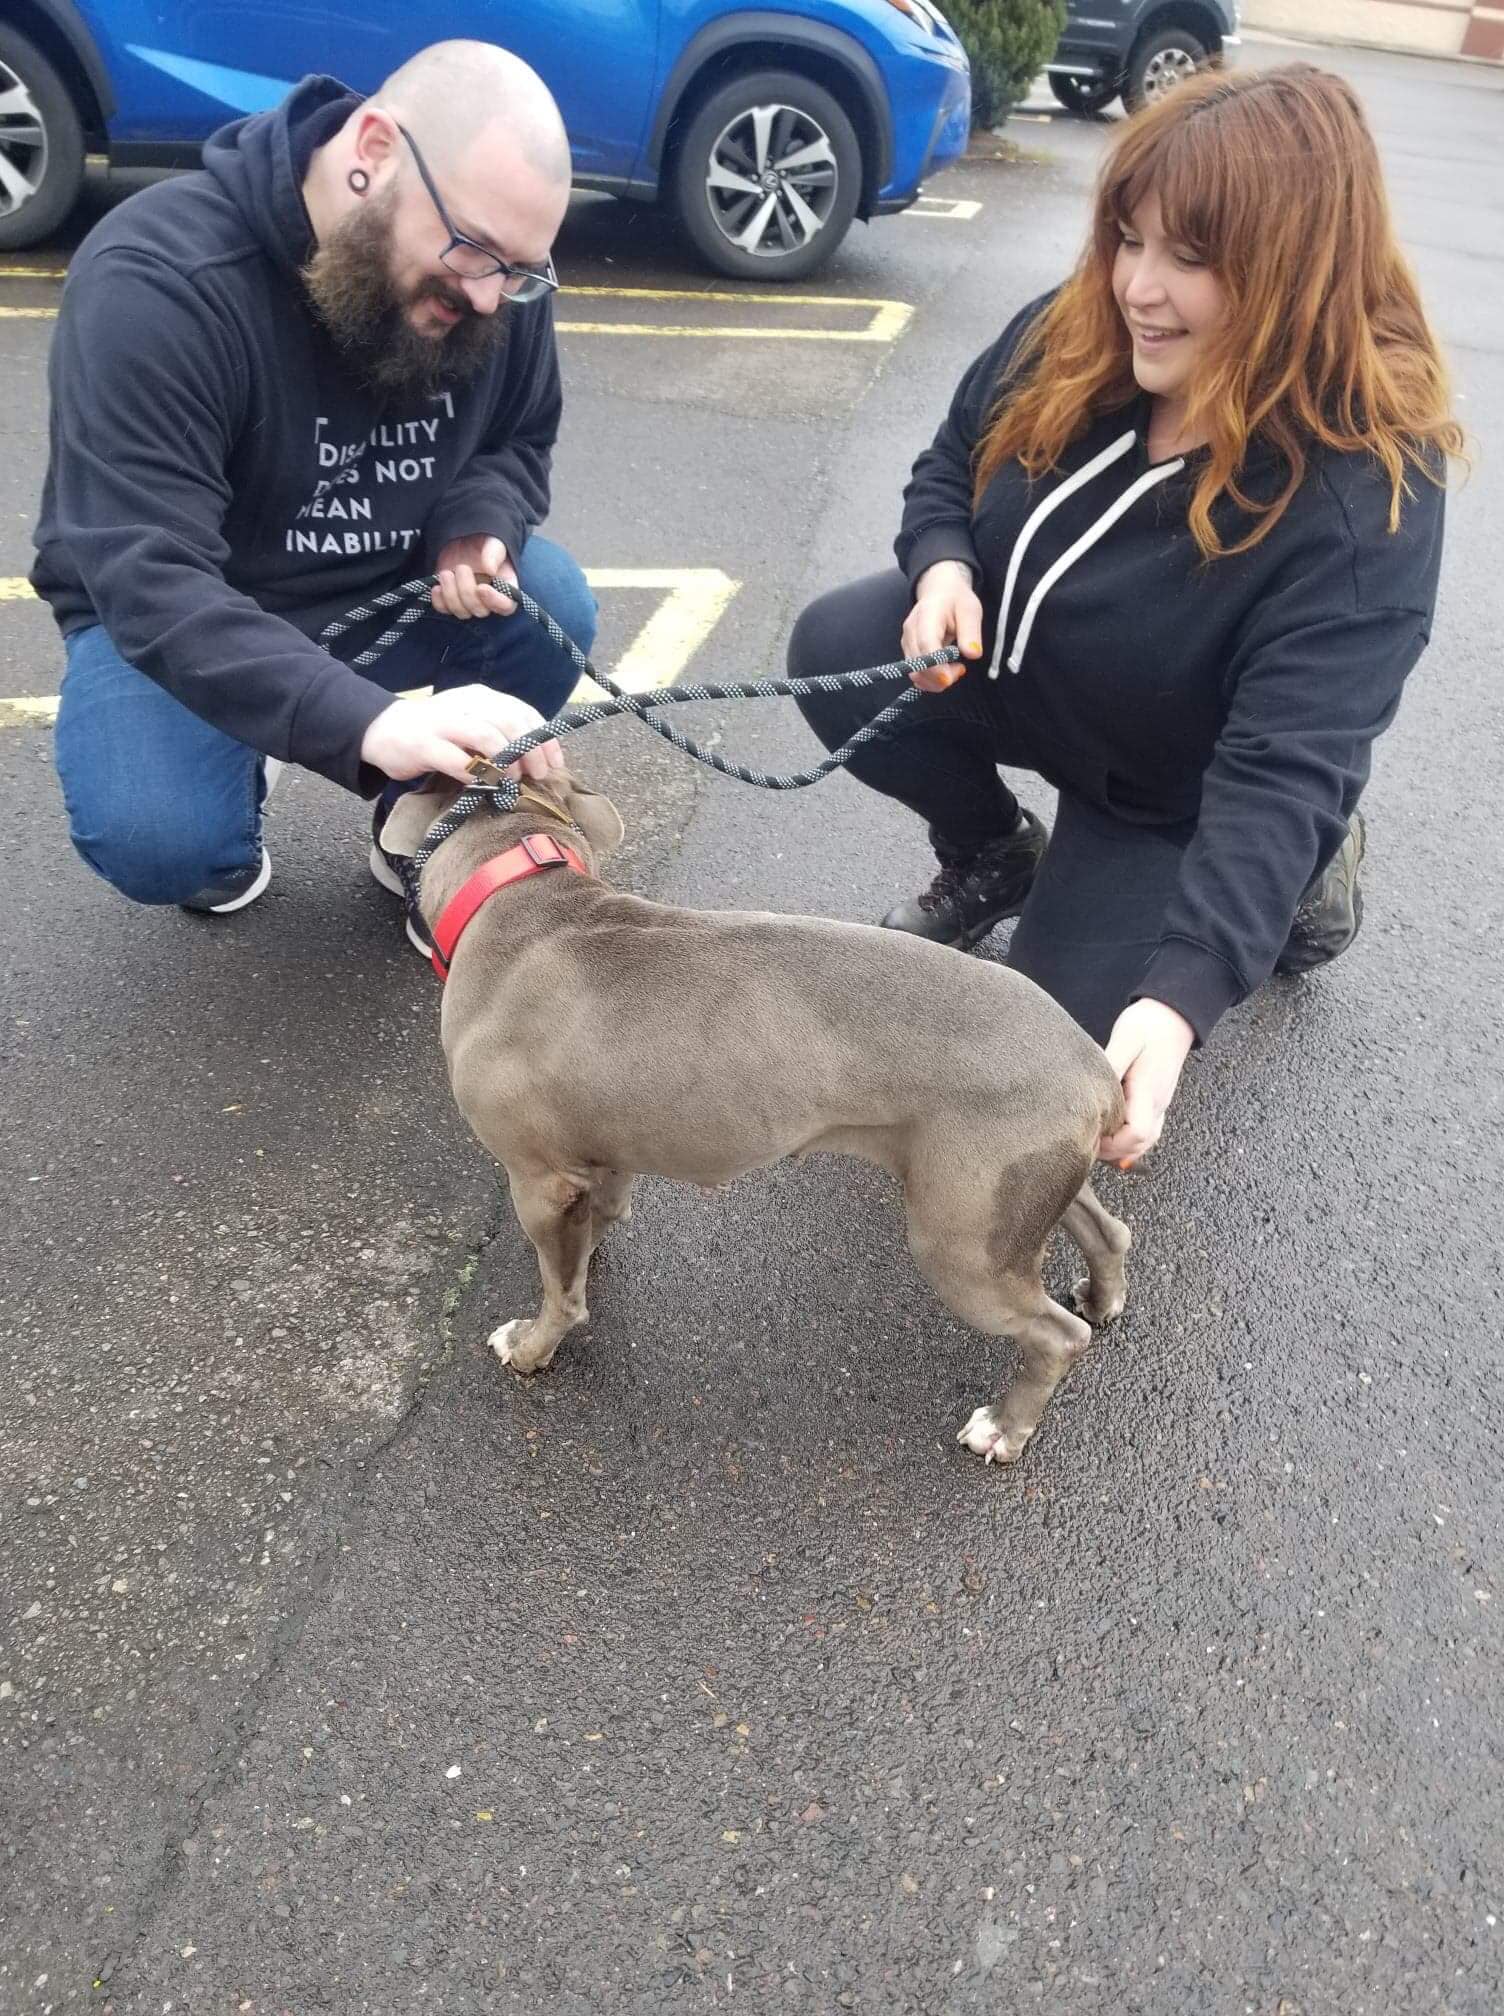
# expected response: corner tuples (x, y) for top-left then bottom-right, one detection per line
(429, 831), (587, 982)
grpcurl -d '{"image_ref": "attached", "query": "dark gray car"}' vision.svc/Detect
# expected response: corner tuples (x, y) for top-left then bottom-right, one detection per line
(1047, 0), (1241, 115)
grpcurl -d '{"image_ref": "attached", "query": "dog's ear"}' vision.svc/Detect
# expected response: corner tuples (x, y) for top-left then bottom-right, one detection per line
(561, 773), (625, 857)
(378, 779), (462, 858)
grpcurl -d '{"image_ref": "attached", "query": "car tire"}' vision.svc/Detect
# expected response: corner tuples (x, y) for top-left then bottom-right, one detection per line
(0, 25), (87, 251)
(1048, 73), (1119, 117)
(671, 69), (862, 283)
(1122, 27), (1210, 115)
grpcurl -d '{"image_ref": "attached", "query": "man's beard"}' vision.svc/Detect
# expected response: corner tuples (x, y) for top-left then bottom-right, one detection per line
(302, 190), (507, 397)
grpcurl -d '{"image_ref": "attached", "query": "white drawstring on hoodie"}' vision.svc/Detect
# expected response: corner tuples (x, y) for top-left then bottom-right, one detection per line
(988, 430), (1186, 678)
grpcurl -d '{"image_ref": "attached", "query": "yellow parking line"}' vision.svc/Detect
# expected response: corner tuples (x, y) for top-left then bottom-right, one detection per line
(0, 567), (741, 727)
(558, 316), (909, 341)
(0, 270), (912, 342)
(559, 285), (911, 343)
(905, 197), (982, 221)
(0, 579), (56, 727)
(574, 568), (738, 699)
(0, 694), (57, 726)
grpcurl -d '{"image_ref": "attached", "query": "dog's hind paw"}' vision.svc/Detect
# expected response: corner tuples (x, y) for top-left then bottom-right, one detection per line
(1069, 1278), (1126, 1326)
(957, 1406), (1030, 1467)
(490, 1319), (535, 1372)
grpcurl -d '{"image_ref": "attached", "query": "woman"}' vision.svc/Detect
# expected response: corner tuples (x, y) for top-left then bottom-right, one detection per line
(790, 65), (1462, 1166)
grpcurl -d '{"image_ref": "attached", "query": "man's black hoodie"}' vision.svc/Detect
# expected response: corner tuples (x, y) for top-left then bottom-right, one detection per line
(896, 294), (1447, 1041)
(31, 76), (562, 794)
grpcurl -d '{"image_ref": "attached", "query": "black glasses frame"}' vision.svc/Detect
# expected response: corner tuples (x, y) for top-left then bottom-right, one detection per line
(395, 123), (559, 300)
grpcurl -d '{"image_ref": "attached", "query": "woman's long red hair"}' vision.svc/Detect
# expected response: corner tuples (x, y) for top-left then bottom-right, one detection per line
(974, 65), (1464, 557)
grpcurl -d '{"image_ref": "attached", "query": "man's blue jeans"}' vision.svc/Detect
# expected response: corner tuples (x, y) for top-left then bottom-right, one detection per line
(53, 535), (596, 906)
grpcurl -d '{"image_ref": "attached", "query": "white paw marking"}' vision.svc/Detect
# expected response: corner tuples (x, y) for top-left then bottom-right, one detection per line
(957, 1406), (1028, 1466)
(1070, 1278), (1126, 1327)
(489, 1319), (528, 1367)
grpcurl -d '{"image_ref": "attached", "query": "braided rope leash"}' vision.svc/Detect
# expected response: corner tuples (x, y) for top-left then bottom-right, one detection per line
(316, 573), (961, 874)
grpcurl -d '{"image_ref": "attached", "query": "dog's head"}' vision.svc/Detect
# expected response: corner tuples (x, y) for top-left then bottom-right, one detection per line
(378, 766), (625, 865)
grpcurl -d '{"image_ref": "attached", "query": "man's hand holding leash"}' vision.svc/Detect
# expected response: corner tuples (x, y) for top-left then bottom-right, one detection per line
(432, 534), (520, 620)
(361, 684), (564, 787)
(357, 535), (566, 786)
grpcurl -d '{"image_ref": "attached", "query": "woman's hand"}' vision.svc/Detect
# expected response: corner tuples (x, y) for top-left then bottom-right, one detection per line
(901, 561), (985, 692)
(1098, 998), (1196, 1166)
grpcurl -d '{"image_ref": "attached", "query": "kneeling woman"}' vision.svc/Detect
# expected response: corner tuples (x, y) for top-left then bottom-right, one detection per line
(791, 65), (1461, 1165)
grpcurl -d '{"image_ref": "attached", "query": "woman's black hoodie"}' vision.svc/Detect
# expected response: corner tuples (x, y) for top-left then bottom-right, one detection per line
(895, 294), (1446, 1041)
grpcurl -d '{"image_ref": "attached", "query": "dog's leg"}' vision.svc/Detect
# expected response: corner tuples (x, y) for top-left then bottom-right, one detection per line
(956, 1293), (1094, 1467)
(924, 1255), (1092, 1467)
(906, 1140), (1096, 1467)
(907, 1237), (1092, 1468)
(489, 1170), (595, 1376)
(589, 1168), (636, 1248)
(1061, 1180), (1132, 1326)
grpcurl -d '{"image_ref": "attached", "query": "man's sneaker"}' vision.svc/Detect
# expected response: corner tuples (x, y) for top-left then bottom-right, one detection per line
(881, 810), (1048, 948)
(369, 803), (435, 957)
(181, 849), (272, 915)
(1276, 811), (1366, 977)
(179, 760), (280, 916)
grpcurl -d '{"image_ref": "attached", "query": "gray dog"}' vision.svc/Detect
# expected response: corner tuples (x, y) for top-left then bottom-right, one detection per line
(382, 771), (1132, 1466)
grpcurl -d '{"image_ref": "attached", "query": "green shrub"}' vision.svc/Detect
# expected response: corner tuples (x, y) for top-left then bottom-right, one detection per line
(945, 0), (1067, 128)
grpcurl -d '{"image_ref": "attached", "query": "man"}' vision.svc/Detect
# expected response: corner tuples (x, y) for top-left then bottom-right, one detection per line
(32, 39), (589, 939)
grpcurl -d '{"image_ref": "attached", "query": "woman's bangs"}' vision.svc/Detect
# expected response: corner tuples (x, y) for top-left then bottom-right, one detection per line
(1104, 120), (1222, 266)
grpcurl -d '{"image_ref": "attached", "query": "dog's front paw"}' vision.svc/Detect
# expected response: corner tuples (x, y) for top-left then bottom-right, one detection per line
(1069, 1277), (1126, 1326)
(490, 1318), (552, 1376)
(957, 1406), (1031, 1467)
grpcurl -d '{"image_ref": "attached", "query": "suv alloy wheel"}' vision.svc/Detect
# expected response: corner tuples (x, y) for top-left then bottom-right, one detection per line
(672, 68), (863, 282)
(0, 26), (86, 249)
(1122, 25), (1209, 114)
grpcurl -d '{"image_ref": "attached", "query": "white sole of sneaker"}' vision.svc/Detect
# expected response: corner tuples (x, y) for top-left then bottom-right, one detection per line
(369, 842), (433, 958)
(205, 848), (272, 914)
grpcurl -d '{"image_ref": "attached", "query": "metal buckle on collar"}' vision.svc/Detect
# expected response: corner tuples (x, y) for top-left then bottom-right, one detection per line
(520, 831), (568, 868)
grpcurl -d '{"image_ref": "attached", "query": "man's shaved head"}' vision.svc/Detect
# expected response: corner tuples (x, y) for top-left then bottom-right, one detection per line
(373, 40), (571, 185)
(301, 42), (571, 394)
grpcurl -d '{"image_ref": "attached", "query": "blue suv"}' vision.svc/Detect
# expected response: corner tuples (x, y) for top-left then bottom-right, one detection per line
(0, 1), (971, 277)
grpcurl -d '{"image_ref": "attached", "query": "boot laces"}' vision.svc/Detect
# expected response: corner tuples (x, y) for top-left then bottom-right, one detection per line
(917, 834), (1018, 917)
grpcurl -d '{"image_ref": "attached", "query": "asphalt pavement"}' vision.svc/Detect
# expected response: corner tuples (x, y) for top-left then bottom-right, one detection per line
(2, 38), (1501, 2015)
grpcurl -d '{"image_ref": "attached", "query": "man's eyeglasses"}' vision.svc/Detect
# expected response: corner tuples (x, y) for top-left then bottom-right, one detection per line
(396, 123), (560, 304)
